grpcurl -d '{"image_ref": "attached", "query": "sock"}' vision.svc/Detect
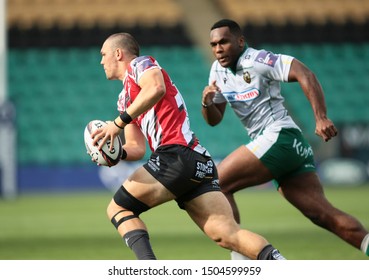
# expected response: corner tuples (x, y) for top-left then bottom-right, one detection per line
(360, 233), (369, 256)
(231, 250), (251, 260)
(257, 244), (286, 260)
(123, 229), (156, 260)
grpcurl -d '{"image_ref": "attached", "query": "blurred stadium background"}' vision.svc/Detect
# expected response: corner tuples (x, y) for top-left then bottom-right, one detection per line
(0, 0), (369, 260)
(3, 0), (369, 195)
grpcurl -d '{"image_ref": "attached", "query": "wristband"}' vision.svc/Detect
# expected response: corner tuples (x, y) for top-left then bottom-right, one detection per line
(114, 120), (124, 129)
(202, 101), (213, 108)
(120, 111), (133, 124)
(121, 148), (127, 160)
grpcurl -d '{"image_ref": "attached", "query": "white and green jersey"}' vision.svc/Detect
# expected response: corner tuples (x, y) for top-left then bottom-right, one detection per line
(210, 47), (300, 139)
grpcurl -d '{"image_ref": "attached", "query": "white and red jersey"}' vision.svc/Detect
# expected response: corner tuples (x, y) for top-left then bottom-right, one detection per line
(117, 56), (209, 155)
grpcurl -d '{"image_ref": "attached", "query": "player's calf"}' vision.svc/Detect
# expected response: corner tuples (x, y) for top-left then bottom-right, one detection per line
(108, 185), (156, 260)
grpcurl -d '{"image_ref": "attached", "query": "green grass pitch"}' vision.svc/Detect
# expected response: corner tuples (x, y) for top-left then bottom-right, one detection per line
(0, 185), (368, 260)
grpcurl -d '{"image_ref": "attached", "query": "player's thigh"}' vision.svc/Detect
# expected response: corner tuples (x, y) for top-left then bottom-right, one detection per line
(184, 191), (237, 235)
(217, 145), (273, 191)
(123, 166), (176, 208)
(279, 172), (328, 213)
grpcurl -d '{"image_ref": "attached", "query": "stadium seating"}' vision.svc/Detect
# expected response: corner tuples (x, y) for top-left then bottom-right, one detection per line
(6, 0), (369, 167)
(212, 0), (369, 46)
(7, 0), (183, 29)
(8, 43), (369, 164)
(215, 0), (369, 26)
(7, 0), (192, 48)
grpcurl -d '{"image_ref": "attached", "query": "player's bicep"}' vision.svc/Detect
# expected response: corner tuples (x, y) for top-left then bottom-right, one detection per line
(138, 68), (166, 96)
(129, 68), (166, 117)
(287, 59), (311, 82)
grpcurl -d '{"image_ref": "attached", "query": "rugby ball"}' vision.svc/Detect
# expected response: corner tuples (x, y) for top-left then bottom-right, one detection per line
(84, 120), (123, 167)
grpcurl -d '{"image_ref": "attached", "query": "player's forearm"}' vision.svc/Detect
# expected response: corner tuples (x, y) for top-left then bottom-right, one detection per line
(202, 103), (223, 126)
(128, 84), (166, 120)
(121, 144), (145, 161)
(300, 71), (328, 122)
(120, 123), (147, 161)
(289, 59), (329, 122)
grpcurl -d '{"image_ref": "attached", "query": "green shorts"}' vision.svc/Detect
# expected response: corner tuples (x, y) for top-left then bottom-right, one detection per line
(246, 127), (316, 187)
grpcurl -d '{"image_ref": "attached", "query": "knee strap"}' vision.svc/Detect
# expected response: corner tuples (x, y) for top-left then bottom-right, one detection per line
(111, 210), (138, 229)
(113, 185), (150, 216)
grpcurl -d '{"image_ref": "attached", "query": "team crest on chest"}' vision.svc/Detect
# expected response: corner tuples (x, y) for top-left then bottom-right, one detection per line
(243, 71), (251, 83)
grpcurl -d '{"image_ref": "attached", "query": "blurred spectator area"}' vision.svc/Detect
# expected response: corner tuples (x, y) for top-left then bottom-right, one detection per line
(7, 0), (192, 47)
(5, 0), (369, 167)
(7, 0), (183, 28)
(216, 0), (369, 25)
(214, 0), (369, 45)
(8, 43), (369, 165)
(7, 0), (369, 48)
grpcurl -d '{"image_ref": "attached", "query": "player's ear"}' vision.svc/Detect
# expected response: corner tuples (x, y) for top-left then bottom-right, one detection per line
(238, 36), (245, 49)
(115, 48), (123, 60)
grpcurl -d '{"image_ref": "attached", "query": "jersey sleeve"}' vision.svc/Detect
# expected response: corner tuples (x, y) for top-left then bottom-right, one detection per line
(132, 56), (160, 84)
(253, 50), (294, 82)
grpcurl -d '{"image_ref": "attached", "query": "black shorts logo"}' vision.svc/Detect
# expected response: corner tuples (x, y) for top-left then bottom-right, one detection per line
(194, 160), (214, 180)
(147, 155), (160, 172)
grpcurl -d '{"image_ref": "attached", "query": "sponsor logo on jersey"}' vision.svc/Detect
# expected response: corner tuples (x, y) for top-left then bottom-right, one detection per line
(229, 88), (260, 102)
(255, 51), (278, 67)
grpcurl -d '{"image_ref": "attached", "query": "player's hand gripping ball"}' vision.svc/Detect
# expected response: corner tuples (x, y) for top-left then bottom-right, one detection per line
(84, 120), (123, 167)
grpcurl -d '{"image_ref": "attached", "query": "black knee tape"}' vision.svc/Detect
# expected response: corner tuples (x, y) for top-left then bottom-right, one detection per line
(111, 210), (137, 229)
(113, 185), (150, 216)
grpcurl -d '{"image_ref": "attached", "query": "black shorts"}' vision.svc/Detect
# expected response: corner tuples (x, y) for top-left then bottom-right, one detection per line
(143, 145), (221, 209)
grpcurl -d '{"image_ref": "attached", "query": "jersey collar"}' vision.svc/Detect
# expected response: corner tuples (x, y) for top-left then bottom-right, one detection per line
(229, 45), (248, 75)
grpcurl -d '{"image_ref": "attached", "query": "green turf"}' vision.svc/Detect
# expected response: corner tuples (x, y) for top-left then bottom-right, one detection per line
(0, 185), (368, 260)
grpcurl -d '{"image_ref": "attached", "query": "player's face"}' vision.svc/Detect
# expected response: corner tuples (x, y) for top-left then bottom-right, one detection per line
(210, 27), (244, 68)
(100, 41), (120, 80)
